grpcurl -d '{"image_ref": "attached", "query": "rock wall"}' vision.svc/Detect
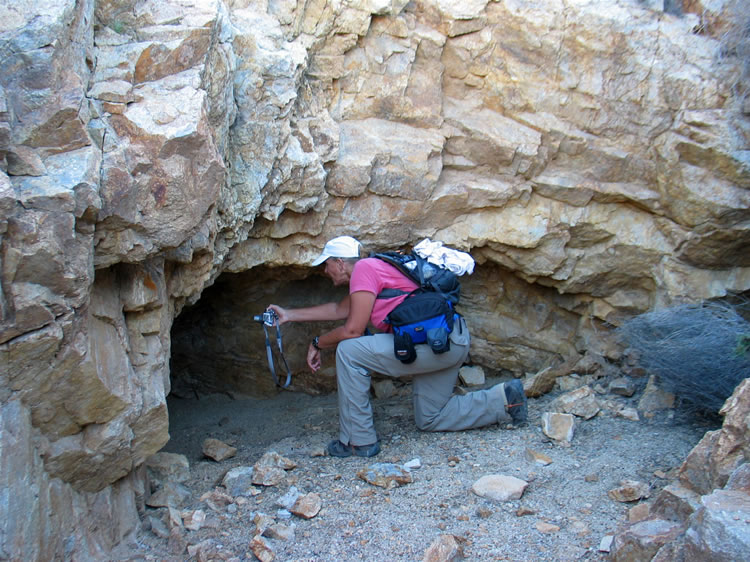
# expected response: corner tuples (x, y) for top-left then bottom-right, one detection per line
(1, 0), (749, 558)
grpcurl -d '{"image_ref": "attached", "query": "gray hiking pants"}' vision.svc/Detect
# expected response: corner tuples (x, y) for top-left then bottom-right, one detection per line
(334, 317), (512, 446)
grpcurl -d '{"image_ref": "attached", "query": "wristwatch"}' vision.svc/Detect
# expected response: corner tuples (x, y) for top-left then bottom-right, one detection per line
(312, 336), (320, 350)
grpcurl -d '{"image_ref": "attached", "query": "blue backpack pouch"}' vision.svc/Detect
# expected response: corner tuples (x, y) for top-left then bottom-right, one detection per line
(385, 291), (457, 363)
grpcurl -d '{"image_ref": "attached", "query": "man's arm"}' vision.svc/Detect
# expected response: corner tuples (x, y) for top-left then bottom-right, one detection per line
(315, 291), (374, 348)
(307, 290), (376, 372)
(269, 296), (351, 324)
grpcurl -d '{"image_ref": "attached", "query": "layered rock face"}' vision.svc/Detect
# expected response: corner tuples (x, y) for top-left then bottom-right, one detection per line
(1, 0), (748, 558)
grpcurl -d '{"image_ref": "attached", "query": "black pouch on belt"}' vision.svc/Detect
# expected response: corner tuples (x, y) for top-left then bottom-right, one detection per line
(426, 326), (450, 354)
(393, 331), (417, 363)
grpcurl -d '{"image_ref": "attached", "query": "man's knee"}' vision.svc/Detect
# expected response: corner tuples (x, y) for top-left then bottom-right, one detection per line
(414, 408), (439, 431)
(335, 337), (359, 366)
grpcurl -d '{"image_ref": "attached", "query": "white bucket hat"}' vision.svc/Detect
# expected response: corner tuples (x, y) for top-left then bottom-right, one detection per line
(311, 236), (362, 266)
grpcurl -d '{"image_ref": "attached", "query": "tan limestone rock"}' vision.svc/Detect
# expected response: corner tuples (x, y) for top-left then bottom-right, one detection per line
(651, 483), (702, 524)
(250, 535), (275, 562)
(678, 378), (750, 495)
(202, 438), (237, 462)
(610, 519), (684, 562)
(524, 448), (553, 466)
(423, 534), (464, 562)
(290, 492), (322, 519)
(182, 509), (206, 531)
(458, 365), (485, 387)
(628, 503), (651, 523)
(553, 385), (601, 419)
(6, 146), (46, 176)
(145, 452), (190, 484)
(358, 463), (413, 489)
(541, 412), (576, 443)
(471, 474), (528, 502)
(638, 376), (676, 414)
(536, 521), (560, 533)
(608, 480), (651, 503)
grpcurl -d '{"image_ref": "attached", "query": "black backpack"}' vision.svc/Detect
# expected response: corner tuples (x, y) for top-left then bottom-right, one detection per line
(372, 251), (461, 304)
(372, 251), (463, 363)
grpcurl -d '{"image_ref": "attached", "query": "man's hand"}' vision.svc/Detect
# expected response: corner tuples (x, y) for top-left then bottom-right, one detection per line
(307, 343), (321, 372)
(267, 304), (289, 325)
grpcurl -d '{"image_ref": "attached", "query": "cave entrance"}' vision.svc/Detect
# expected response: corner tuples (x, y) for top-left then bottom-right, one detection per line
(170, 265), (347, 400)
(164, 265), (348, 459)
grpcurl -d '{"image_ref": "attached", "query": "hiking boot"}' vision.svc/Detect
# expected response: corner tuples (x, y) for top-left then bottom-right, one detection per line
(327, 439), (381, 458)
(504, 379), (528, 424)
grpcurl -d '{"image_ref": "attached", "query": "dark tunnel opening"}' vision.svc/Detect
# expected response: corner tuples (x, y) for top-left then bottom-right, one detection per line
(169, 266), (348, 400)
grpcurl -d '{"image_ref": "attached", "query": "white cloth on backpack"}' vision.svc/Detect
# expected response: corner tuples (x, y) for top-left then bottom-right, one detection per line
(414, 239), (475, 276)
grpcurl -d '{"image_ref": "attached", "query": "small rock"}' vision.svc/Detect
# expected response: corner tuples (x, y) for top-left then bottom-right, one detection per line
(628, 503), (650, 522)
(250, 536), (275, 562)
(276, 509), (292, 520)
(638, 375), (675, 413)
(146, 482), (191, 508)
(222, 466), (256, 496)
(357, 463), (413, 489)
(571, 520), (590, 536)
(524, 448), (552, 466)
(187, 539), (219, 559)
(541, 412), (575, 443)
(458, 365), (485, 386)
(166, 506), (182, 530)
(477, 506), (493, 518)
(404, 458), (422, 470)
(182, 509), (206, 531)
(609, 519), (683, 560)
(516, 507), (536, 516)
(617, 407), (640, 421)
(422, 534), (464, 562)
(599, 535), (614, 552)
(168, 527), (187, 555)
(291, 492), (322, 519)
(535, 521), (560, 533)
(200, 489), (234, 511)
(264, 522), (296, 541)
(609, 377), (636, 397)
(651, 483), (702, 524)
(608, 480), (650, 503)
(202, 438), (237, 462)
(585, 473), (600, 483)
(145, 452), (190, 484)
(253, 512), (275, 536)
(553, 385), (601, 419)
(256, 451), (297, 470)
(148, 516), (170, 539)
(253, 466), (286, 487)
(556, 373), (589, 392)
(471, 474), (528, 502)
(276, 486), (301, 510)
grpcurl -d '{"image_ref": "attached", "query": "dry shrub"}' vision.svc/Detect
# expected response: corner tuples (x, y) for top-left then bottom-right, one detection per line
(618, 301), (750, 414)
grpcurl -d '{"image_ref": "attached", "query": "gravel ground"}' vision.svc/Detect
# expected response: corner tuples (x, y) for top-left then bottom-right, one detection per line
(120, 376), (715, 561)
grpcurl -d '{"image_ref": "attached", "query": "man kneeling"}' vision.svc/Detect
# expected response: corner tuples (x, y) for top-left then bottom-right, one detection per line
(268, 236), (528, 458)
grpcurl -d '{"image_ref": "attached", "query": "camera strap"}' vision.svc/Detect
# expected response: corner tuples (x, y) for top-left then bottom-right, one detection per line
(262, 321), (292, 388)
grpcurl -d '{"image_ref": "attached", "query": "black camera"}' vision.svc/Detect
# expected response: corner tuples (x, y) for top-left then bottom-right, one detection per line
(253, 309), (278, 326)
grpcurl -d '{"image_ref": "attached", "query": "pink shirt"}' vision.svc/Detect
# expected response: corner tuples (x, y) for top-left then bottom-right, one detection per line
(349, 258), (419, 332)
